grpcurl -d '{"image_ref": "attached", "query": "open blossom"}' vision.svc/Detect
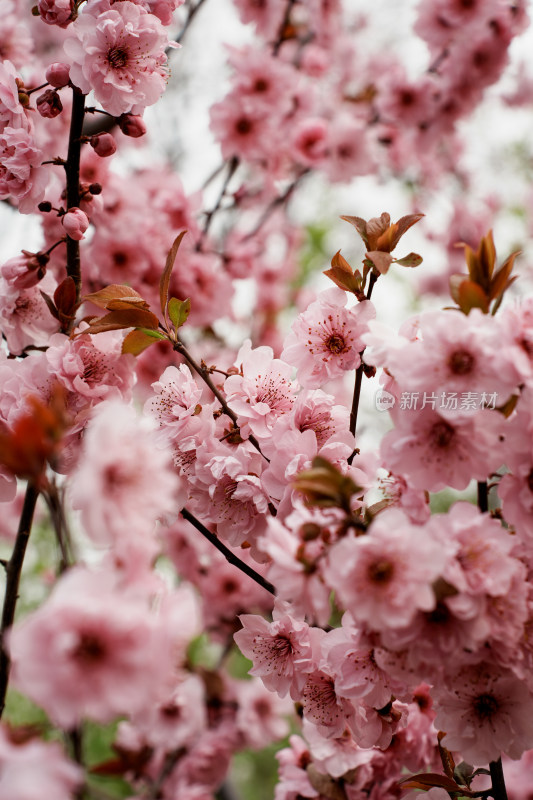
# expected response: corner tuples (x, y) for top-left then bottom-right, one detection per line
(224, 340), (298, 439)
(0, 725), (82, 800)
(0, 126), (47, 213)
(8, 567), (175, 728)
(234, 606), (316, 699)
(282, 288), (375, 389)
(69, 399), (182, 548)
(434, 663), (533, 764)
(324, 508), (445, 631)
(64, 1), (172, 115)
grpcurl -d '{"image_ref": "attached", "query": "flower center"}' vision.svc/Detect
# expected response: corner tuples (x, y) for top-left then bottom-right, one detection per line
(472, 692), (499, 720)
(430, 420), (455, 449)
(367, 560), (394, 584)
(107, 46), (129, 69)
(325, 333), (347, 354)
(236, 117), (252, 135)
(448, 348), (475, 375)
(72, 632), (107, 665)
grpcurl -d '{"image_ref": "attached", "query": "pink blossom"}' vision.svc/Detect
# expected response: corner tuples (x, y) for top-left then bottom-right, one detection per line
(210, 92), (277, 162)
(381, 406), (503, 492)
(282, 289), (375, 389)
(0, 271), (59, 355)
(45, 62), (71, 88)
(9, 567), (175, 727)
(275, 735), (320, 800)
(38, 0), (74, 27)
(144, 364), (203, 434)
(290, 118), (329, 168)
(324, 508), (444, 631)
(224, 340), (297, 439)
(191, 442), (269, 547)
(301, 668), (354, 739)
(36, 89), (63, 119)
(90, 133), (117, 157)
(69, 400), (182, 549)
(302, 719), (374, 780)
(118, 113), (147, 137)
(234, 607), (315, 699)
(235, 679), (292, 749)
(322, 115), (375, 183)
(130, 673), (207, 749)
(0, 126), (47, 213)
(434, 663), (533, 764)
(61, 207), (89, 240)
(0, 724), (82, 800)
(0, 60), (29, 133)
(64, 1), (171, 115)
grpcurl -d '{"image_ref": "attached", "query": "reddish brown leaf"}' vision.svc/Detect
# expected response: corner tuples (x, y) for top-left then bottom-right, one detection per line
(40, 290), (59, 321)
(83, 308), (160, 335)
(394, 252), (423, 268)
(365, 250), (393, 275)
(339, 215), (369, 248)
(105, 297), (152, 311)
(160, 231), (187, 317)
(84, 284), (147, 310)
(398, 773), (462, 792)
(489, 250), (520, 300)
(449, 276), (489, 314)
(54, 276), (77, 316)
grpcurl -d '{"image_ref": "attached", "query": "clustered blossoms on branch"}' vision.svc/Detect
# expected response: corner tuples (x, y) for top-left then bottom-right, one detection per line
(1, 1), (533, 800)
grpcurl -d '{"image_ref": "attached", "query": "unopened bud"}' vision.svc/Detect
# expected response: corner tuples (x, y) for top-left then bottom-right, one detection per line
(38, 201), (52, 212)
(61, 207), (89, 241)
(118, 113), (147, 138)
(45, 62), (70, 88)
(36, 89), (63, 118)
(89, 133), (117, 158)
(88, 183), (102, 195)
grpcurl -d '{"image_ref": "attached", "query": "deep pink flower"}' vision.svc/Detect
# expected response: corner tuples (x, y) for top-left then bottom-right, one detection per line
(45, 62), (71, 88)
(90, 133), (117, 157)
(0, 60), (30, 134)
(324, 508), (444, 631)
(434, 663), (533, 764)
(0, 725), (82, 799)
(64, 1), (171, 115)
(38, 0), (74, 27)
(36, 89), (63, 119)
(9, 567), (176, 727)
(61, 207), (89, 240)
(282, 289), (375, 389)
(118, 113), (147, 137)
(0, 126), (47, 213)
(234, 608), (315, 699)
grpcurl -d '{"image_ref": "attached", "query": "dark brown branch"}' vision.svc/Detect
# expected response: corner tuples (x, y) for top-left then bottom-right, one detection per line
(348, 272), (378, 451)
(243, 170), (309, 242)
(0, 482), (39, 718)
(181, 508), (276, 596)
(64, 89), (86, 312)
(173, 340), (267, 460)
(477, 481), (489, 513)
(196, 156), (239, 250)
(489, 758), (508, 800)
(175, 0), (209, 44)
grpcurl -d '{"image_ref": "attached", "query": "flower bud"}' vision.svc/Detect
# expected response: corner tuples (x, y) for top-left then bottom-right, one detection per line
(45, 62), (71, 88)
(118, 114), (147, 138)
(61, 207), (89, 241)
(89, 133), (117, 158)
(36, 89), (63, 118)
(38, 0), (74, 27)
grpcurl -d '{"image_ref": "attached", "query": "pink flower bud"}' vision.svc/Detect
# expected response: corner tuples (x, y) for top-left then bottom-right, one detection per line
(118, 114), (147, 138)
(36, 89), (63, 118)
(45, 62), (71, 88)
(62, 207), (89, 241)
(38, 0), (73, 26)
(89, 133), (117, 158)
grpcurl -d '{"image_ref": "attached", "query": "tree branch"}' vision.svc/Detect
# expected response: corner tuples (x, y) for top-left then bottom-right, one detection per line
(181, 507), (276, 596)
(0, 482), (39, 718)
(64, 89), (86, 313)
(489, 758), (508, 800)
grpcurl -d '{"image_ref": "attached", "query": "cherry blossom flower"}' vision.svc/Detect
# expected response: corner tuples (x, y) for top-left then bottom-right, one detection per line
(282, 288), (375, 389)
(434, 663), (533, 764)
(8, 567), (175, 727)
(64, 1), (172, 116)
(0, 126), (47, 213)
(0, 724), (82, 800)
(0, 60), (31, 133)
(0, 271), (59, 356)
(69, 399), (182, 549)
(324, 508), (445, 631)
(224, 340), (297, 439)
(234, 607), (316, 699)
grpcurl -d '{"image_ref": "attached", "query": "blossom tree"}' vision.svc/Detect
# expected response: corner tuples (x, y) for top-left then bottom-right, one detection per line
(2, 1), (533, 799)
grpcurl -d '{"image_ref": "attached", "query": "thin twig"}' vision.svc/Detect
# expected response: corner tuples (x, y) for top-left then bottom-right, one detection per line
(64, 89), (86, 312)
(272, 0), (297, 56)
(196, 156), (239, 251)
(43, 483), (75, 573)
(173, 340), (267, 460)
(348, 272), (378, 453)
(181, 508), (276, 596)
(0, 482), (39, 718)
(243, 170), (309, 242)
(175, 0), (209, 44)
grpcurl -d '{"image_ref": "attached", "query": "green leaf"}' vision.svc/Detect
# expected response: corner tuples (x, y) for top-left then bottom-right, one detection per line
(168, 297), (191, 329)
(122, 329), (163, 356)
